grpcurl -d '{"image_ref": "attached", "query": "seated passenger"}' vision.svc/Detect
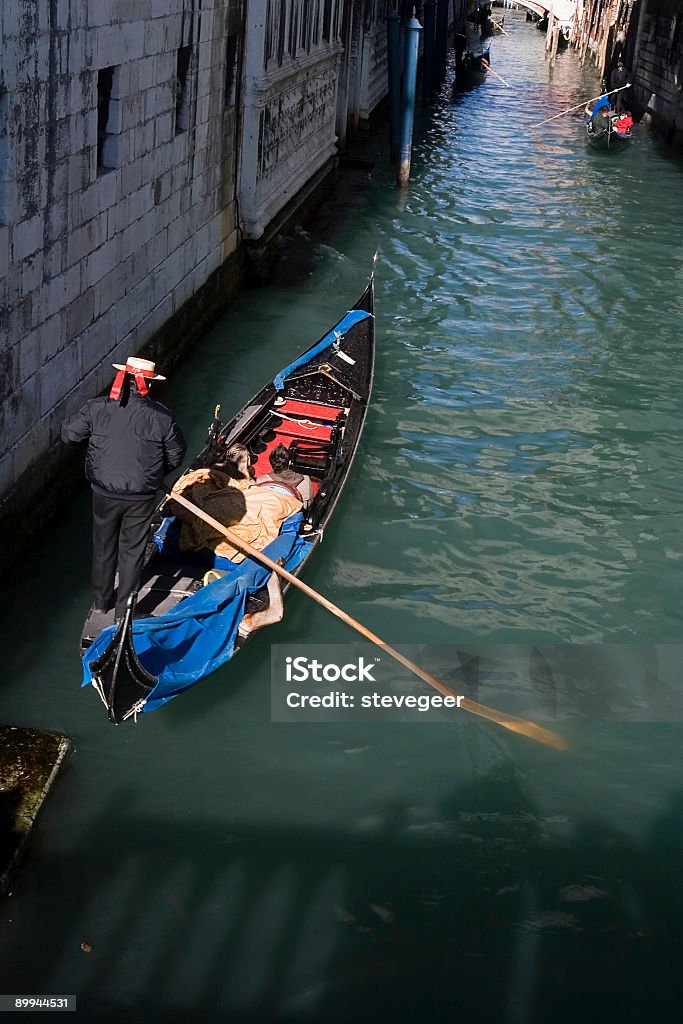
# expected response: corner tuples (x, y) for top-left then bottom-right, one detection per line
(590, 95), (610, 119)
(256, 444), (314, 509)
(167, 442), (302, 564)
(590, 105), (611, 136)
(614, 111), (633, 134)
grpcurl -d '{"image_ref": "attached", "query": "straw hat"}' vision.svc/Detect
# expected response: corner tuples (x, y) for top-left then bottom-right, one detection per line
(112, 356), (166, 381)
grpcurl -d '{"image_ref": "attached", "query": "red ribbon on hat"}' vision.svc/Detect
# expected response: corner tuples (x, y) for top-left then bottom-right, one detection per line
(109, 363), (155, 400)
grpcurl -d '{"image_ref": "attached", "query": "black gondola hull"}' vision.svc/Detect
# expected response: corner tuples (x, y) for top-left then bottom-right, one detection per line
(81, 272), (376, 723)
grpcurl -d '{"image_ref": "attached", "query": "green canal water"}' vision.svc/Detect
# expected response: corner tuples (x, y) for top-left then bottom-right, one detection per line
(1, 16), (682, 1022)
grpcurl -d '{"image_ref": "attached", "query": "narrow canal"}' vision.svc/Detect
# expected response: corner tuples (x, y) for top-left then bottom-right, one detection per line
(1, 14), (682, 1021)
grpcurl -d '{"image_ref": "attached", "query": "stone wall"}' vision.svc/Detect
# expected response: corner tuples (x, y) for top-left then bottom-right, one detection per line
(631, 0), (683, 145)
(238, 0), (345, 240)
(0, 0), (244, 524)
(0, 0), (398, 569)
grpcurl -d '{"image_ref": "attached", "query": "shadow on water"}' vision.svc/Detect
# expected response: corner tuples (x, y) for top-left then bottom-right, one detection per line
(3, 767), (683, 1023)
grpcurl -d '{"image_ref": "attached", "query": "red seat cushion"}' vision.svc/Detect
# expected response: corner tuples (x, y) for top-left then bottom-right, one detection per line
(278, 399), (344, 422)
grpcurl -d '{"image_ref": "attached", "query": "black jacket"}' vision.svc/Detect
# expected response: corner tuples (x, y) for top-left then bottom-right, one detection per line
(61, 392), (187, 500)
(610, 66), (629, 90)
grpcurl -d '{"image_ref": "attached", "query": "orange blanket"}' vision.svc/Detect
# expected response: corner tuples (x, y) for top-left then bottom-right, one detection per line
(168, 467), (302, 563)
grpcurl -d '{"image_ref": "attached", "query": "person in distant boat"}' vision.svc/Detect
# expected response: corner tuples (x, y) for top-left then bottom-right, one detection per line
(590, 94), (611, 118)
(454, 31), (468, 69)
(609, 60), (630, 112)
(256, 444), (314, 509)
(61, 357), (187, 619)
(614, 111), (633, 135)
(590, 103), (611, 137)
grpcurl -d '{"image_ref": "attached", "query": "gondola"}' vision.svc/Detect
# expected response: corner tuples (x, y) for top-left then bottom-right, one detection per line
(585, 107), (632, 151)
(81, 268), (376, 723)
(454, 47), (491, 89)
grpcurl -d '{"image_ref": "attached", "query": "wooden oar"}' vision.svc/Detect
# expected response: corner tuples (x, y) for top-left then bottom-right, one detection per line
(164, 485), (568, 751)
(529, 83), (632, 129)
(484, 62), (511, 88)
(492, 19), (510, 36)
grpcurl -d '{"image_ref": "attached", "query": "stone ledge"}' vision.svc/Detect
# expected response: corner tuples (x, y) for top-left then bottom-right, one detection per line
(0, 725), (72, 898)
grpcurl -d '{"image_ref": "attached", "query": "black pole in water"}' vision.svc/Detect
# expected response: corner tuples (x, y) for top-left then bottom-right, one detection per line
(387, 5), (401, 162)
(397, 12), (422, 187)
(422, 0), (436, 106)
(435, 0), (450, 84)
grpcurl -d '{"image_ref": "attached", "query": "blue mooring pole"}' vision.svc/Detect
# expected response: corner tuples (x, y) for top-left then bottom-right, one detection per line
(422, 0), (436, 106)
(397, 12), (422, 187)
(435, 0), (449, 84)
(387, 5), (401, 162)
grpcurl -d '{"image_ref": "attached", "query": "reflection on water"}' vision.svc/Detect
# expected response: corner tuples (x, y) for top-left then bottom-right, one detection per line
(0, 12), (682, 1020)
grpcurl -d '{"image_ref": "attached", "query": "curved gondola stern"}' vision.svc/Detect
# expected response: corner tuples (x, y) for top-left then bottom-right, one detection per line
(86, 594), (158, 724)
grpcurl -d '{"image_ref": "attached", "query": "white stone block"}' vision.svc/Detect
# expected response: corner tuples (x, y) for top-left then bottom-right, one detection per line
(120, 157), (143, 195)
(39, 311), (67, 364)
(119, 0), (151, 21)
(12, 215), (43, 261)
(0, 452), (15, 495)
(122, 20), (146, 62)
(65, 286), (97, 340)
(44, 242), (66, 279)
(85, 238), (117, 287)
(0, 228), (9, 280)
(39, 342), (81, 416)
(156, 53), (175, 85)
(80, 311), (113, 376)
(68, 152), (92, 194)
(1, 375), (39, 447)
(123, 92), (144, 128)
(137, 57), (155, 92)
(13, 420), (50, 479)
(20, 252), (44, 298)
(19, 329), (41, 382)
(106, 98), (124, 134)
(151, 0), (182, 18)
(88, 0), (116, 30)
(144, 19), (165, 57)
(155, 111), (175, 147)
(97, 24), (124, 67)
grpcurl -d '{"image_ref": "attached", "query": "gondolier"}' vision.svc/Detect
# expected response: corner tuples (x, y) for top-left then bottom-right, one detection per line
(609, 60), (630, 112)
(61, 356), (187, 620)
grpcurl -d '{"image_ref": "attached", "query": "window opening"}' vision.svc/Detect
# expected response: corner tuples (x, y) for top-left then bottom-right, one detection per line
(97, 66), (115, 174)
(225, 34), (238, 106)
(175, 46), (192, 134)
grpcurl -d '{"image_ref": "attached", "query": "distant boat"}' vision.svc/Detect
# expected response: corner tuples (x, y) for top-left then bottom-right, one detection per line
(585, 107), (633, 151)
(454, 47), (491, 89)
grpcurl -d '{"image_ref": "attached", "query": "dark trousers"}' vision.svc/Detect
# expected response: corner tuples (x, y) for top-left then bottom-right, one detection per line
(91, 492), (158, 617)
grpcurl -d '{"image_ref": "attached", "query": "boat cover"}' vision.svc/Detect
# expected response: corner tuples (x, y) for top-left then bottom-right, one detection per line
(81, 514), (309, 712)
(273, 310), (372, 391)
(590, 95), (610, 117)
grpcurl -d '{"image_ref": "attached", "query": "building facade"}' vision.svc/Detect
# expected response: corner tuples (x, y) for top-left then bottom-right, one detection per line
(0, 0), (246, 528)
(0, 1), (419, 559)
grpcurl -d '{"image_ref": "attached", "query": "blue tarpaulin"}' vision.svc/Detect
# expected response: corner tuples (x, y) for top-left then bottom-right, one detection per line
(273, 309), (372, 391)
(82, 514), (309, 713)
(590, 95), (610, 117)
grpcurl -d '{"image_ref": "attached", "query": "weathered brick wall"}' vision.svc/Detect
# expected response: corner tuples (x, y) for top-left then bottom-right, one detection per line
(0, 0), (244, 506)
(632, 0), (683, 144)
